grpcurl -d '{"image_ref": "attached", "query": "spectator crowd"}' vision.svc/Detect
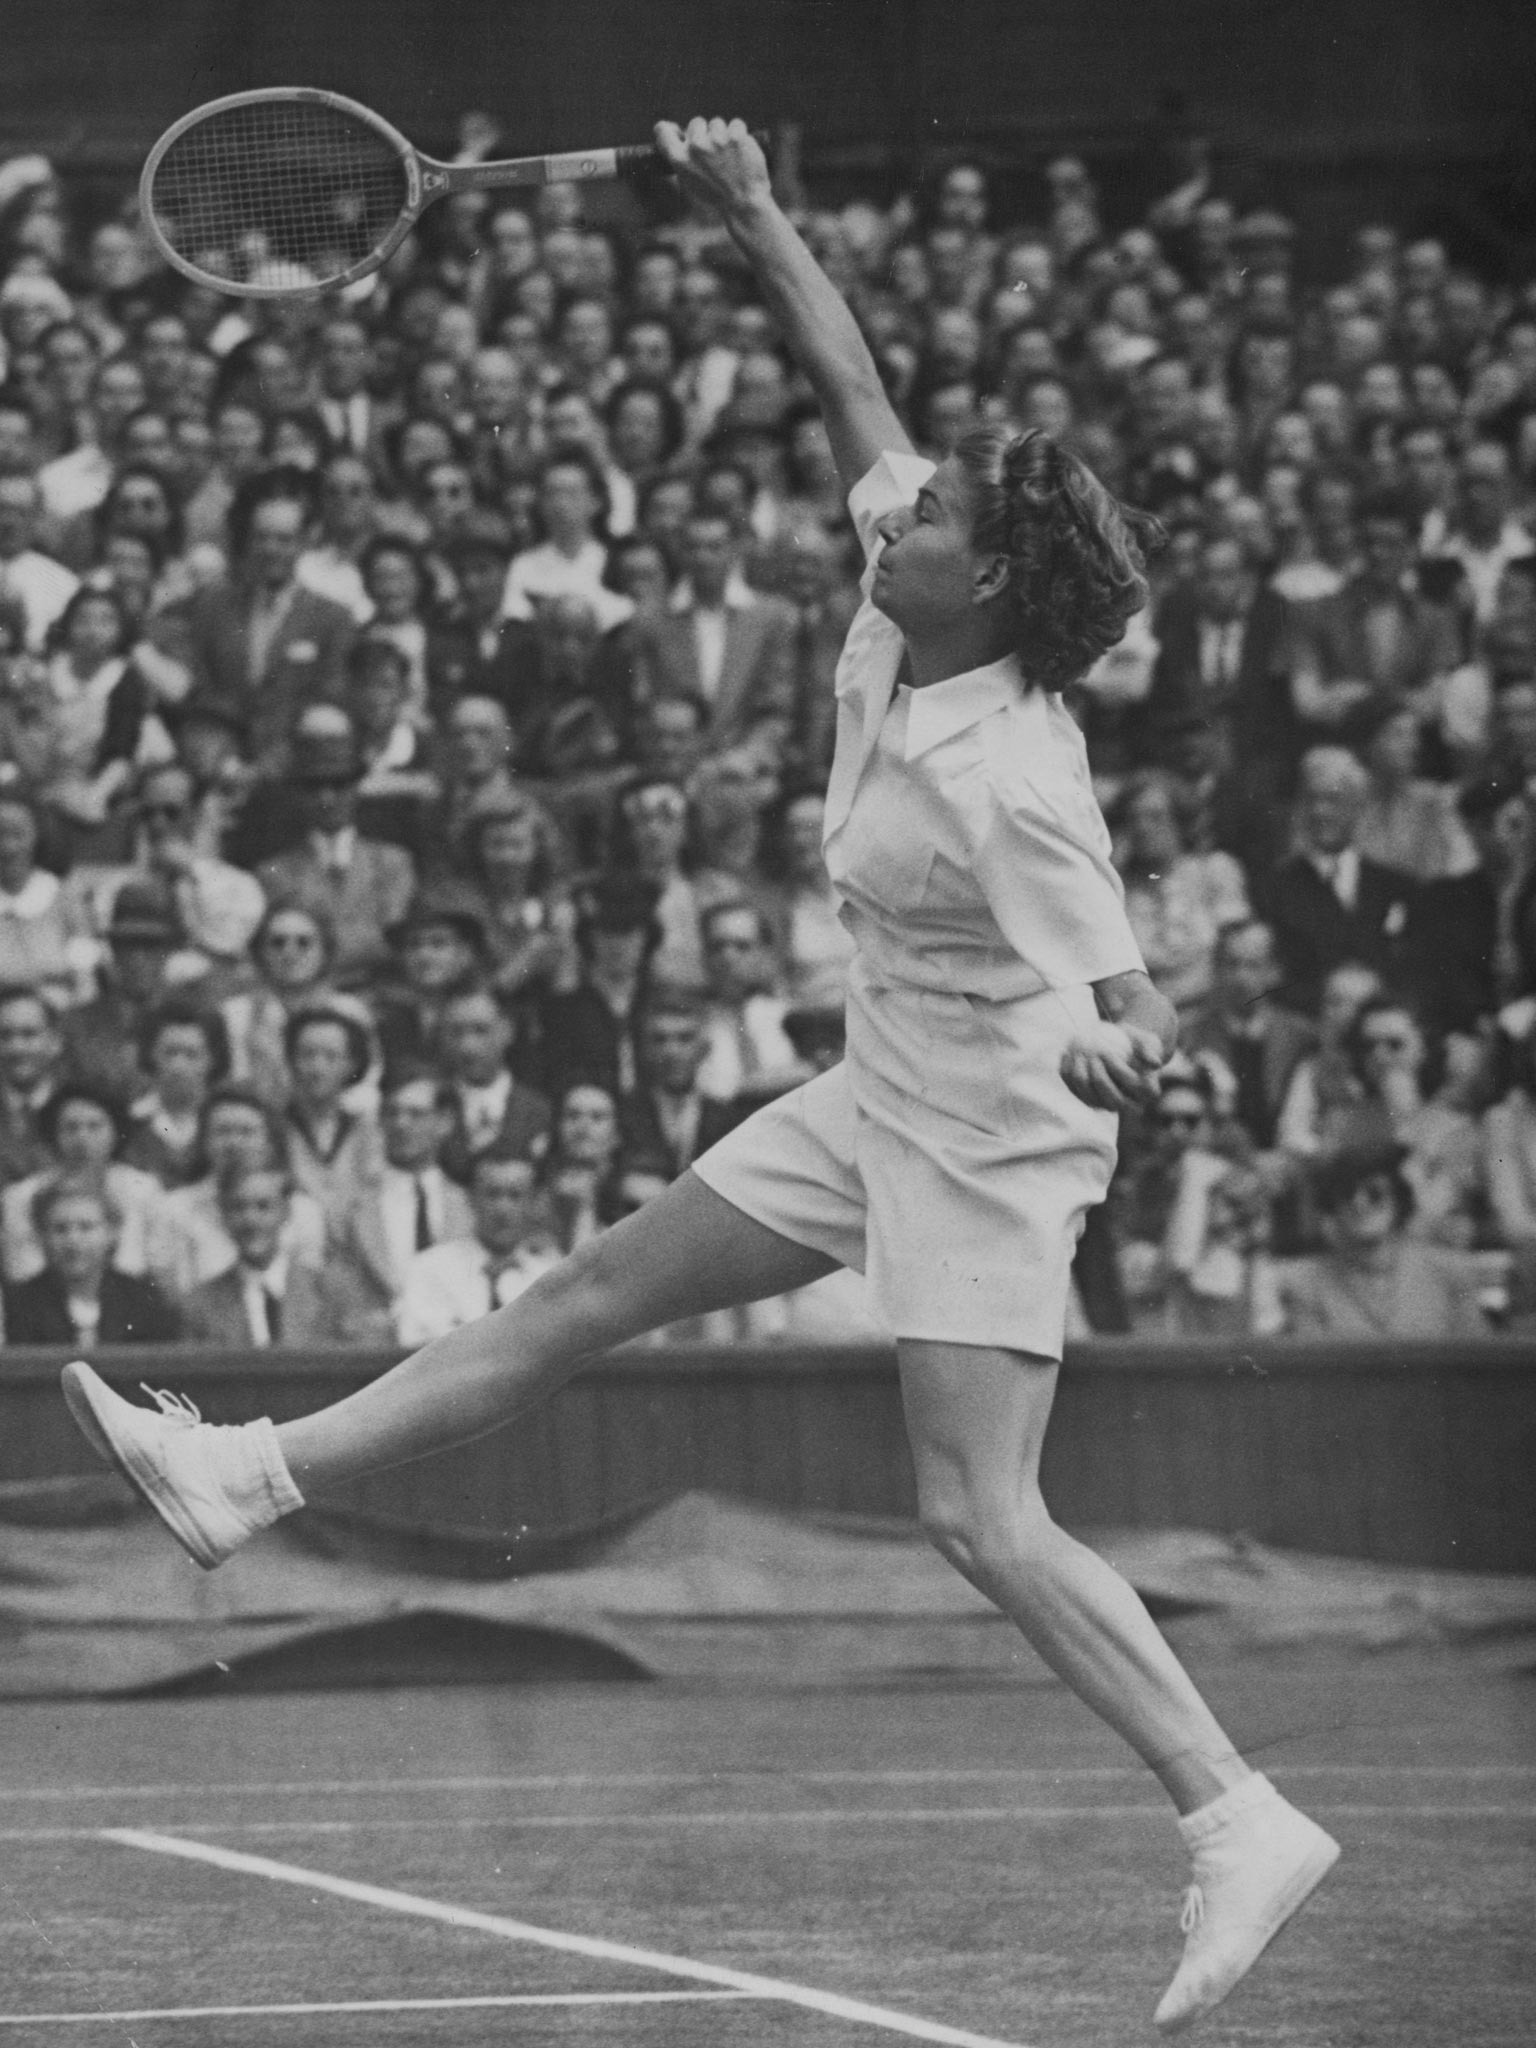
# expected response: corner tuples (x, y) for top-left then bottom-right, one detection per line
(0, 117), (1535, 1350)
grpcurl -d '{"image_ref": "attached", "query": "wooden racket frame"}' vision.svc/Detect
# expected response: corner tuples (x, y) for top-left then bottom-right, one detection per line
(140, 86), (660, 297)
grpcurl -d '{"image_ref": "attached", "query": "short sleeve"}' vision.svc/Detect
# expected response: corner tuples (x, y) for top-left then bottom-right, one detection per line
(847, 450), (937, 568)
(969, 758), (1147, 990)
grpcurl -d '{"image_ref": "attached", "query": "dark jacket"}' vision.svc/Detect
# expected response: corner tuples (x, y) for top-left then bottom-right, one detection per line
(1258, 853), (1418, 1013)
(2, 1267), (182, 1346)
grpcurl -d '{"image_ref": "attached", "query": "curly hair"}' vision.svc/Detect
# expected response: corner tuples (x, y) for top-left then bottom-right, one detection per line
(953, 424), (1160, 694)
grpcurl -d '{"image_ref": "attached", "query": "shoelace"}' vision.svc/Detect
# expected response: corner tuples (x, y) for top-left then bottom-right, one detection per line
(139, 1384), (203, 1426)
(1179, 1885), (1206, 1936)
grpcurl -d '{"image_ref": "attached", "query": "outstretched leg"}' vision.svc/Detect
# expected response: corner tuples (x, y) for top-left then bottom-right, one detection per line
(898, 1339), (1338, 2030)
(279, 1173), (837, 1489)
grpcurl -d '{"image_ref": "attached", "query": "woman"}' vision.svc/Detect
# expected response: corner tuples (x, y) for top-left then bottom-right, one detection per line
(1113, 768), (1251, 1024)
(1, 1082), (163, 1284)
(538, 1079), (625, 1251)
(461, 794), (572, 1003)
(281, 1002), (383, 1226)
(0, 789), (94, 1007)
(1276, 1140), (1487, 1339)
(4, 1175), (180, 1346)
(122, 1000), (230, 1189)
(39, 583), (173, 830)
(64, 121), (1335, 2031)
(359, 536), (434, 726)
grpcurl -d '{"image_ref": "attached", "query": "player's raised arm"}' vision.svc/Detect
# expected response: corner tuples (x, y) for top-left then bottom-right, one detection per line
(654, 117), (911, 493)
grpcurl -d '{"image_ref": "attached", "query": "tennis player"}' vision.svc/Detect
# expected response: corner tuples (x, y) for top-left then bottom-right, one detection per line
(63, 117), (1337, 2031)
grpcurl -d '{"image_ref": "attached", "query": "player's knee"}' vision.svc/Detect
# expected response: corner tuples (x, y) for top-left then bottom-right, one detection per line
(917, 1478), (1056, 1586)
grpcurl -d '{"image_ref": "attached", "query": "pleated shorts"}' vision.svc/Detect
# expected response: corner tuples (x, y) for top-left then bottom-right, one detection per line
(692, 975), (1118, 1356)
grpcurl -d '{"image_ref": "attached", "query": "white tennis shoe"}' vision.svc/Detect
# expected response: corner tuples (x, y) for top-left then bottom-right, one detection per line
(1154, 1772), (1339, 2033)
(61, 1360), (304, 1571)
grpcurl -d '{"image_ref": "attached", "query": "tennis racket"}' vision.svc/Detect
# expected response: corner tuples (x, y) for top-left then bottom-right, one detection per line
(140, 87), (677, 298)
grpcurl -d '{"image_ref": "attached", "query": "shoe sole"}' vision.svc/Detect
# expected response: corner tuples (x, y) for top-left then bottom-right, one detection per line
(1156, 1830), (1341, 2034)
(60, 1362), (222, 1571)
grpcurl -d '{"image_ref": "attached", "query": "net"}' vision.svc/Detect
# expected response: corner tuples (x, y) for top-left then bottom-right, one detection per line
(147, 98), (412, 289)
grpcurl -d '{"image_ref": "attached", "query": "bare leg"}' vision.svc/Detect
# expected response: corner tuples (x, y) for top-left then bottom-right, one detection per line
(278, 1172), (837, 1489)
(898, 1339), (1251, 1817)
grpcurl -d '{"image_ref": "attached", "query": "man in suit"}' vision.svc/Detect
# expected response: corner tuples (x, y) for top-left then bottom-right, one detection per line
(3, 1175), (181, 1346)
(395, 1143), (561, 1346)
(1258, 747), (1418, 1014)
(633, 509), (795, 767)
(181, 470), (356, 772)
(314, 314), (396, 473)
(327, 1067), (475, 1326)
(181, 1162), (383, 1346)
(0, 982), (69, 1187)
(1142, 536), (1296, 871)
(1182, 920), (1315, 1151)
(255, 708), (415, 990)
(619, 992), (743, 1177)
(775, 524), (863, 788)
(436, 984), (552, 1186)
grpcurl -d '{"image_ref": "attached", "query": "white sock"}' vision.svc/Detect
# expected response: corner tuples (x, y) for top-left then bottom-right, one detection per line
(1177, 1770), (1274, 1848)
(234, 1418), (306, 1524)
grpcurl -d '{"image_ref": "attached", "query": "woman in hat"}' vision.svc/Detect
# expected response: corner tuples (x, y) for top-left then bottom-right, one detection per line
(65, 120), (1336, 2033)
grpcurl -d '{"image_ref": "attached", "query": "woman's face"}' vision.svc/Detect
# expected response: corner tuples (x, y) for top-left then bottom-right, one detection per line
(291, 1024), (353, 1105)
(42, 1193), (114, 1287)
(205, 1102), (273, 1175)
(365, 549), (422, 622)
(558, 1085), (618, 1165)
(152, 1024), (215, 1104)
(54, 1100), (118, 1169)
(868, 457), (983, 636)
(1357, 1007), (1423, 1084)
(66, 596), (125, 665)
(1126, 784), (1183, 865)
(260, 913), (328, 992)
(112, 474), (171, 538)
(1324, 1174), (1400, 1251)
(403, 925), (473, 991)
(0, 800), (36, 882)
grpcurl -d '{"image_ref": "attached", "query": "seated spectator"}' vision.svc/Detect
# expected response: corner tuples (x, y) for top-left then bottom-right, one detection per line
(770, 788), (856, 1007)
(358, 535), (433, 724)
(0, 982), (72, 1187)
(1275, 1141), (1487, 1339)
(0, 470), (77, 651)
(122, 998), (230, 1188)
(180, 467), (356, 773)
(1182, 920), (1314, 1153)
(62, 881), (184, 1102)
(1481, 1010), (1536, 1262)
(2, 1172), (180, 1346)
(538, 1079), (626, 1252)
(280, 1003), (384, 1226)
(37, 582), (170, 834)
(395, 1143), (561, 1344)
(632, 507), (794, 767)
(255, 706), (415, 989)
(180, 1160), (381, 1346)
(696, 899), (799, 1106)
(617, 778), (708, 990)
(66, 759), (265, 982)
(0, 790), (93, 1007)
(436, 982), (552, 1185)
(459, 794), (571, 1003)
(1275, 960), (1383, 1160)
(688, 748), (780, 924)
(1354, 702), (1477, 882)
(327, 1066), (474, 1325)
(530, 874), (661, 1103)
(502, 451), (633, 632)
(221, 898), (345, 1109)
(619, 991), (740, 1179)
(1110, 1062), (1237, 1333)
(1158, 1158), (1283, 1338)
(374, 882), (489, 1071)
(347, 635), (441, 855)
(1112, 769), (1250, 1022)
(143, 1084), (326, 1299)
(424, 514), (541, 734)
(0, 1081), (161, 1283)
(1260, 747), (1417, 1013)
(434, 693), (553, 875)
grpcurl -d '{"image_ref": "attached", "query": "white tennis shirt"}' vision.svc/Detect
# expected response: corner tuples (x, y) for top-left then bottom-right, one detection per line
(822, 451), (1145, 1003)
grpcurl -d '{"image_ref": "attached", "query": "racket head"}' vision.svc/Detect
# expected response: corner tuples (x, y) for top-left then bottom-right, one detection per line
(140, 88), (423, 298)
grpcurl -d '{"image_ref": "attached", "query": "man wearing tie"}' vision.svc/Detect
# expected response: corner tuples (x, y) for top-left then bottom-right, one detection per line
(1258, 746), (1417, 1013)
(327, 1068), (475, 1326)
(395, 1143), (560, 1344)
(315, 316), (393, 467)
(181, 1162), (379, 1345)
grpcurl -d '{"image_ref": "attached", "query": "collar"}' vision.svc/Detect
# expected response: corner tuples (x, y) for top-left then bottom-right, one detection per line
(241, 1249), (290, 1294)
(671, 568), (754, 613)
(903, 656), (1022, 760)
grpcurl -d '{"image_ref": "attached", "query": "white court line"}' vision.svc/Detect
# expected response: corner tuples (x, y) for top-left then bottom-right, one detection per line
(0, 1992), (753, 2027)
(4, 1762), (1531, 1803)
(5, 1800), (1531, 1846)
(107, 1829), (1036, 2048)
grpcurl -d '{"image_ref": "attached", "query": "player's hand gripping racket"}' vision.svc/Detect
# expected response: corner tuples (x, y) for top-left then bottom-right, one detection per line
(141, 88), (684, 297)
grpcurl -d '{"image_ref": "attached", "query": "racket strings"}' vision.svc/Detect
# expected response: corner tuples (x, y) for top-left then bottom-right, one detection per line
(148, 100), (410, 288)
